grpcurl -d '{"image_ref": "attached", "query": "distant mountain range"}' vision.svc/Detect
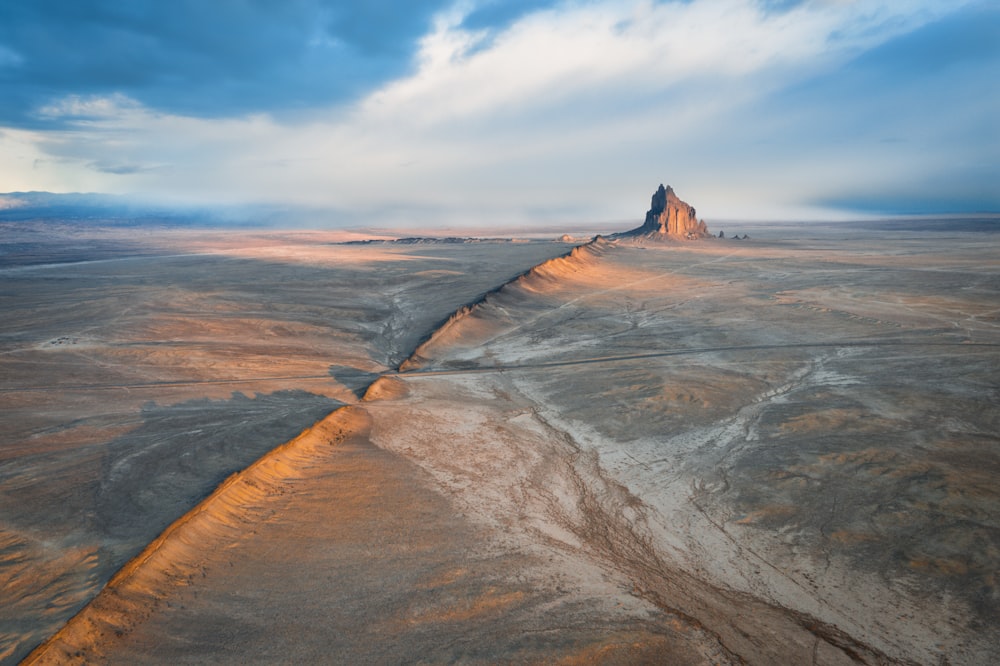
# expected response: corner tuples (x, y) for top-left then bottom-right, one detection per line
(0, 191), (324, 227)
(0, 191), (204, 225)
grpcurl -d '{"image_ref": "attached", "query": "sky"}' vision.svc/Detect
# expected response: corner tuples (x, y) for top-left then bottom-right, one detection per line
(0, 0), (997, 225)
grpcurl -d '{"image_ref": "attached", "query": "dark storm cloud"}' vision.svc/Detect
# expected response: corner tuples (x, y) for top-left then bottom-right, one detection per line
(1, 0), (993, 219)
(729, 1), (1000, 214)
(764, 3), (998, 131)
(808, 1), (999, 91)
(0, 0), (459, 126)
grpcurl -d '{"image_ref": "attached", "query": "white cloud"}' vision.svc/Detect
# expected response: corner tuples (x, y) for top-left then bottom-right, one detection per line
(37, 93), (143, 120)
(0, 0), (984, 223)
(0, 128), (111, 193)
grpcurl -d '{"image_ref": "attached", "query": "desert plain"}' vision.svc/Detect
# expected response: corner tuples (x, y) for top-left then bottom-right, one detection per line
(1, 216), (998, 664)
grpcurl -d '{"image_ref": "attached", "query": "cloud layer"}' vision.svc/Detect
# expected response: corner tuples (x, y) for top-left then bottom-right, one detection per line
(1, 0), (996, 224)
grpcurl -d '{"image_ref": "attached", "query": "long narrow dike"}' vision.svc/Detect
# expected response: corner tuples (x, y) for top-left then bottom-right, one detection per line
(20, 238), (594, 663)
(400, 237), (613, 371)
(22, 406), (371, 664)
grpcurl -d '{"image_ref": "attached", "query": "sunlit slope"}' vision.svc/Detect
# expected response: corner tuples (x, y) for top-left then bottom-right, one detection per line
(25, 405), (718, 665)
(0, 230), (573, 665)
(389, 232), (1000, 665)
(402, 240), (616, 371)
(23, 407), (368, 664)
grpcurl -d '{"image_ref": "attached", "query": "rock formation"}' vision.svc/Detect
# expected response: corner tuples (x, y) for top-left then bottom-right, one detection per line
(625, 184), (710, 239)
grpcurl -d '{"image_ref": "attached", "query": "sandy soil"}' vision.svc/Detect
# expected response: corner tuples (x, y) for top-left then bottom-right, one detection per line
(25, 406), (714, 665)
(390, 231), (1000, 664)
(5, 220), (1000, 664)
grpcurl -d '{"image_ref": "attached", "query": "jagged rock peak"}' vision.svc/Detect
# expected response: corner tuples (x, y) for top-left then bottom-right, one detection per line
(629, 184), (710, 239)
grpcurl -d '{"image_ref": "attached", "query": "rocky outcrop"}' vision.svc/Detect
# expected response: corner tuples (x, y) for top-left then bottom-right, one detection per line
(624, 184), (710, 239)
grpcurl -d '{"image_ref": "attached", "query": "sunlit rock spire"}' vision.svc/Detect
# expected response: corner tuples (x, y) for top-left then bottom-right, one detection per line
(627, 184), (710, 239)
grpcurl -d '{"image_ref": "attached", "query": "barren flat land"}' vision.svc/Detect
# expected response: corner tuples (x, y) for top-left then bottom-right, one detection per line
(2, 218), (998, 664)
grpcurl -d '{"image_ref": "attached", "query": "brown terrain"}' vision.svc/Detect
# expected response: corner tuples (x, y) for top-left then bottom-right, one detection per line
(2, 192), (998, 664)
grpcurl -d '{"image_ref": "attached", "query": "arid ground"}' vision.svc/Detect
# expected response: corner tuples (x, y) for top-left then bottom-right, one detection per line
(2, 219), (998, 664)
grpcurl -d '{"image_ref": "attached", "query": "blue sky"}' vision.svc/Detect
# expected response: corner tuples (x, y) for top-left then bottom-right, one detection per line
(0, 0), (996, 224)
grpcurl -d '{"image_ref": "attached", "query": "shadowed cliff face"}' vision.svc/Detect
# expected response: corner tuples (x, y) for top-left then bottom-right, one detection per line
(629, 185), (710, 239)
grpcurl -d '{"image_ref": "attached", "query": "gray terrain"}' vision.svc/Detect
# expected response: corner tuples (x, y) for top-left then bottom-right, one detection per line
(2, 211), (998, 664)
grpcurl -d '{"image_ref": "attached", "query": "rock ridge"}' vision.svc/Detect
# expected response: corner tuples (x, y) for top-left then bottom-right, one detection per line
(624, 184), (710, 239)
(398, 237), (614, 372)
